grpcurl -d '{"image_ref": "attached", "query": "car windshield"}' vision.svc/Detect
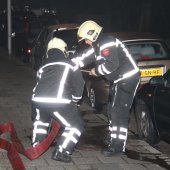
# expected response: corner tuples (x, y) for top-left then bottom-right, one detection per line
(125, 41), (170, 61)
(53, 29), (78, 50)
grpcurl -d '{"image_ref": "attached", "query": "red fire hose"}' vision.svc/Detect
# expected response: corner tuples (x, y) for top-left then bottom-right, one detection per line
(0, 120), (60, 170)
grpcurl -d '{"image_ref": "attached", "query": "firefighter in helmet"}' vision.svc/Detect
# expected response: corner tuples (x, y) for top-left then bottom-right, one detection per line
(31, 37), (85, 162)
(72, 20), (140, 156)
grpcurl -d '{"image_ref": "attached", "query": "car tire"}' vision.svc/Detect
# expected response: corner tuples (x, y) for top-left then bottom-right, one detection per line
(134, 99), (160, 145)
(88, 87), (102, 112)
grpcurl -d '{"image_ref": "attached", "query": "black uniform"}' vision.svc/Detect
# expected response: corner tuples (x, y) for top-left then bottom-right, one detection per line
(32, 48), (85, 155)
(72, 33), (140, 153)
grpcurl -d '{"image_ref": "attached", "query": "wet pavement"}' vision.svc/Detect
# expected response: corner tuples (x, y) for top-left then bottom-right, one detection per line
(0, 47), (170, 170)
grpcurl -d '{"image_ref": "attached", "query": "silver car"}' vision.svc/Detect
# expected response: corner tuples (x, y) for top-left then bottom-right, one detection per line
(82, 32), (170, 110)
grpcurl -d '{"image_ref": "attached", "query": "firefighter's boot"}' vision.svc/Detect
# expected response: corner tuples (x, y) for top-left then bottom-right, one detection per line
(51, 148), (71, 163)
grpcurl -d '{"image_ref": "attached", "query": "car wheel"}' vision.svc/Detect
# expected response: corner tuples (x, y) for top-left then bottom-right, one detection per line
(134, 99), (160, 145)
(88, 87), (102, 112)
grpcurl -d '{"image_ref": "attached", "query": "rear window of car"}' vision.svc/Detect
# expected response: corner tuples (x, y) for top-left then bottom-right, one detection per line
(125, 41), (170, 61)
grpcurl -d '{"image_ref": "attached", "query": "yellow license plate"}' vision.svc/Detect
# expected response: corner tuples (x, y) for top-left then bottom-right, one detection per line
(140, 67), (163, 77)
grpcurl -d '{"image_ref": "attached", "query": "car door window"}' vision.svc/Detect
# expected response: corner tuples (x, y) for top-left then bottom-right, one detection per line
(53, 29), (78, 50)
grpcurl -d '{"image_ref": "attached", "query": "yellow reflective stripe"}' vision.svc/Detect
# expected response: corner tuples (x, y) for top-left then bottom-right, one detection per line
(120, 127), (128, 133)
(119, 134), (127, 140)
(111, 134), (117, 138)
(32, 97), (71, 103)
(53, 112), (71, 127)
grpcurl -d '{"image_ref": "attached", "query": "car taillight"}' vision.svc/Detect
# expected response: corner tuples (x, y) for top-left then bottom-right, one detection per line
(147, 92), (152, 97)
(27, 48), (32, 54)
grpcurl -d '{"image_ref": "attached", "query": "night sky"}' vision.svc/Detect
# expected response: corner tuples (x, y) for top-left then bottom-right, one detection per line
(1, 0), (170, 38)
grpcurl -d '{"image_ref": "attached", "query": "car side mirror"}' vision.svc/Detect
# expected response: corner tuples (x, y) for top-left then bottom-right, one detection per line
(149, 76), (164, 85)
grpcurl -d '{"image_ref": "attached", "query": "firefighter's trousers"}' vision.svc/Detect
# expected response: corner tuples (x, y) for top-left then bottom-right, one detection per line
(31, 102), (85, 154)
(107, 73), (140, 152)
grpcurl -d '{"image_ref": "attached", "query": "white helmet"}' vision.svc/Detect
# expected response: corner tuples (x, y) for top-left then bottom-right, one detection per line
(77, 20), (102, 42)
(47, 37), (69, 58)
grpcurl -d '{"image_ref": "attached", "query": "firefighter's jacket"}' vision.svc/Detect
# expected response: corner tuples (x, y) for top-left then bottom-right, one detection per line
(72, 33), (140, 83)
(32, 49), (85, 104)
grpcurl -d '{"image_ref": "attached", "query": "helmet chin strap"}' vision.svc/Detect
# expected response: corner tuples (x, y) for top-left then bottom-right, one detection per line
(64, 50), (69, 58)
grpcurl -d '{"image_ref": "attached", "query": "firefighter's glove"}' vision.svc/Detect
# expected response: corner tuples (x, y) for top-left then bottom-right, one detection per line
(89, 68), (98, 76)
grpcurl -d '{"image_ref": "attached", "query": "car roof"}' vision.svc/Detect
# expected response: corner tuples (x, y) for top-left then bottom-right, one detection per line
(47, 23), (79, 31)
(105, 32), (163, 43)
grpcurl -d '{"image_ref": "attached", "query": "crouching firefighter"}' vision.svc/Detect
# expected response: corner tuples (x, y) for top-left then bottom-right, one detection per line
(31, 37), (85, 162)
(72, 20), (140, 156)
